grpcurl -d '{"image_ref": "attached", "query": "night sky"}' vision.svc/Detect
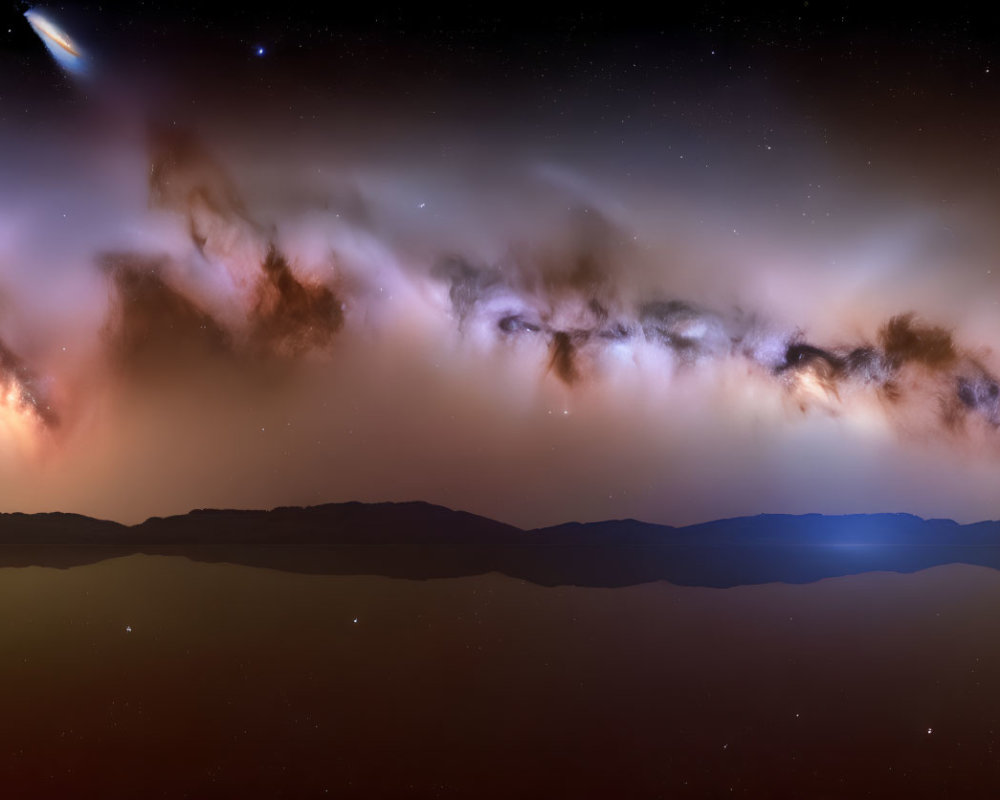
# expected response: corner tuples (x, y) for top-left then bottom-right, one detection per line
(3, 3), (1000, 525)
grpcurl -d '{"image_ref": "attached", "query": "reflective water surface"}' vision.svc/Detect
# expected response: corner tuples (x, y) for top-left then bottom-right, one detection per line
(2, 556), (999, 797)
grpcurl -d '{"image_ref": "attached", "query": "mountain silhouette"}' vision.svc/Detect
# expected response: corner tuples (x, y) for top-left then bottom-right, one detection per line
(0, 502), (998, 586)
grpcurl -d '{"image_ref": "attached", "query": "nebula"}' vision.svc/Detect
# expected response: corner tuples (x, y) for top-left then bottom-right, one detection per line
(0, 339), (57, 430)
(3, 9), (1000, 527)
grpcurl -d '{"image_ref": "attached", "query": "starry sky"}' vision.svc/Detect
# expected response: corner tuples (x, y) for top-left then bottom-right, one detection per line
(3, 3), (1000, 525)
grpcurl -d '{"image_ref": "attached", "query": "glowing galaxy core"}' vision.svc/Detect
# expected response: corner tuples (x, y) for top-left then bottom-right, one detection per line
(24, 10), (85, 75)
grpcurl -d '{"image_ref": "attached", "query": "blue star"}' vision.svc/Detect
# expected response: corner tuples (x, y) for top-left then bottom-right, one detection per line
(255, 45), (266, 57)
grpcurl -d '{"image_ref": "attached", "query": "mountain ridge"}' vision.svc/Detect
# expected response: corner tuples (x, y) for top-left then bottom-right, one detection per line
(0, 501), (997, 586)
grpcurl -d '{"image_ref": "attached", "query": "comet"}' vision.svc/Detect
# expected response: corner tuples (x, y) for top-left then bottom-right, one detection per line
(24, 10), (85, 75)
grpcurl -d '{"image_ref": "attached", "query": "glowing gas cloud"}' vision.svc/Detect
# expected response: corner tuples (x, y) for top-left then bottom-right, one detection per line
(4, 8), (1000, 526)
